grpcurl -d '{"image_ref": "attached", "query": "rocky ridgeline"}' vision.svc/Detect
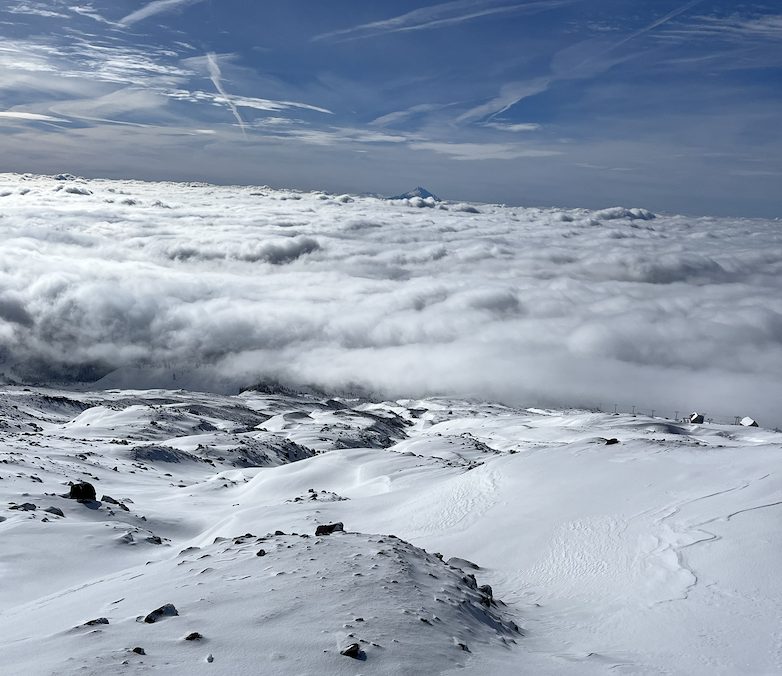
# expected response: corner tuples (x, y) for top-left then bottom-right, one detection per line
(3, 525), (520, 674)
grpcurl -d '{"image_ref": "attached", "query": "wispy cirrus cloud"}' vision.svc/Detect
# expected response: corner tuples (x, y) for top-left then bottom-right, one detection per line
(483, 121), (541, 132)
(0, 111), (69, 123)
(47, 87), (167, 127)
(246, 116), (414, 148)
(69, 4), (119, 25)
(456, 0), (705, 126)
(313, 0), (577, 43)
(164, 87), (333, 115)
(7, 2), (68, 18)
(457, 78), (551, 124)
(415, 141), (559, 160)
(6, 2), (68, 19)
(231, 95), (332, 116)
(660, 12), (782, 41)
(119, 0), (206, 27)
(370, 104), (451, 128)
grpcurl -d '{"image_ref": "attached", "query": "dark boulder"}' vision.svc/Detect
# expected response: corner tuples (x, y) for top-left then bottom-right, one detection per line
(340, 643), (361, 659)
(69, 482), (96, 501)
(315, 522), (344, 536)
(144, 603), (178, 624)
(478, 584), (493, 605)
(84, 618), (109, 626)
(446, 557), (480, 571)
(101, 495), (130, 510)
(10, 502), (37, 511)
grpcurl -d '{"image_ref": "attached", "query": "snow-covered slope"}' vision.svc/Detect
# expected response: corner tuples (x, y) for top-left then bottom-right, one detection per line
(1, 387), (780, 674)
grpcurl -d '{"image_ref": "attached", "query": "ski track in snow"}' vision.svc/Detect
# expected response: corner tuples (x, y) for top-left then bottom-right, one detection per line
(1, 386), (781, 674)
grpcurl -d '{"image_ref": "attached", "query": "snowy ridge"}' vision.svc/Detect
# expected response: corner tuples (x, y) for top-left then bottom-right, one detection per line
(0, 531), (519, 675)
(2, 386), (781, 674)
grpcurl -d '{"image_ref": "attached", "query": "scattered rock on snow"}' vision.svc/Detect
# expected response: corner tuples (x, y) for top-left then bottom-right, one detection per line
(447, 557), (480, 570)
(101, 495), (130, 510)
(68, 482), (96, 501)
(130, 445), (200, 464)
(289, 488), (348, 503)
(340, 643), (362, 659)
(44, 506), (64, 517)
(9, 502), (37, 511)
(184, 632), (203, 641)
(478, 584), (494, 605)
(143, 603), (179, 623)
(84, 618), (109, 626)
(453, 636), (470, 653)
(315, 522), (344, 536)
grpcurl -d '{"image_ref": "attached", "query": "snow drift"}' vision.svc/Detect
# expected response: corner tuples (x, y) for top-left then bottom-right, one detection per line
(1, 386), (780, 674)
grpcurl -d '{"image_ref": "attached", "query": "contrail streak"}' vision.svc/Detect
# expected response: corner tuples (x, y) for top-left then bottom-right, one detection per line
(120, 0), (205, 27)
(610, 0), (705, 51)
(206, 52), (247, 137)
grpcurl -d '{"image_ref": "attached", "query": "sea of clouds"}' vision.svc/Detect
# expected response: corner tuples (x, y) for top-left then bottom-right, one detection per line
(1, 173), (781, 424)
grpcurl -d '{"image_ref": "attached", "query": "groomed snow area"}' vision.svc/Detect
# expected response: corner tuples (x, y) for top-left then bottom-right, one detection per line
(1, 388), (780, 674)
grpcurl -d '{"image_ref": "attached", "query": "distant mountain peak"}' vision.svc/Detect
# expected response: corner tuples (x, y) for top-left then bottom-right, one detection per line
(390, 186), (440, 201)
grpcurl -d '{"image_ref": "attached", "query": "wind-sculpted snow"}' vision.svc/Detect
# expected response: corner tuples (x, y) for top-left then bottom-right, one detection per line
(1, 172), (781, 423)
(1, 387), (781, 674)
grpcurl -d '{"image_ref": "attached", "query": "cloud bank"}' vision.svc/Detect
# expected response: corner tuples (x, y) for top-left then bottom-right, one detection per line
(1, 173), (781, 425)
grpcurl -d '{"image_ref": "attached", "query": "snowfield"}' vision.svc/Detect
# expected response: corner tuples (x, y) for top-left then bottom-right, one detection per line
(1, 387), (780, 675)
(1, 175), (781, 674)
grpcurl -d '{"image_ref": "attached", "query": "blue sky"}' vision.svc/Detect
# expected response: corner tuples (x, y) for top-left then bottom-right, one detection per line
(0, 0), (780, 215)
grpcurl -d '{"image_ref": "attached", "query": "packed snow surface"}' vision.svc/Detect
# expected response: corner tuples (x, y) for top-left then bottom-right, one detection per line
(1, 386), (780, 675)
(1, 173), (781, 424)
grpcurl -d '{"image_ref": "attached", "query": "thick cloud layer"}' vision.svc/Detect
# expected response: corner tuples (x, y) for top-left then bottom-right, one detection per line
(1, 173), (781, 424)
